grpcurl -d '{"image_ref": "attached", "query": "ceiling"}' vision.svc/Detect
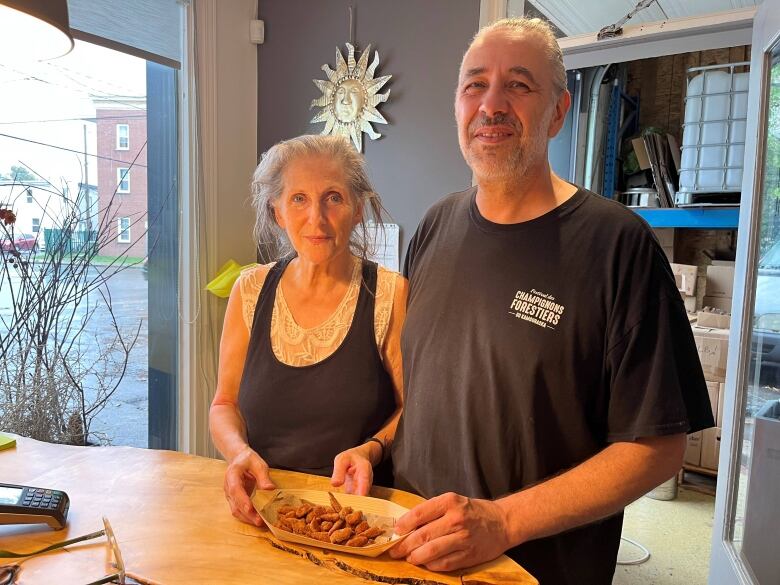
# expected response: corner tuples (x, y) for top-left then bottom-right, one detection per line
(528, 0), (762, 37)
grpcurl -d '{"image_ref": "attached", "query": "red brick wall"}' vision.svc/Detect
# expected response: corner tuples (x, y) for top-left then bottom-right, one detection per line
(96, 109), (148, 258)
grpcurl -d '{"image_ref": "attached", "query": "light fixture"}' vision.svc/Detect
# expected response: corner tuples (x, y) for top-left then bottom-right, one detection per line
(0, 0), (75, 61)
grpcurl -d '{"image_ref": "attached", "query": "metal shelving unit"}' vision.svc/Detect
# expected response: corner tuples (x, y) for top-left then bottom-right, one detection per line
(631, 206), (740, 228)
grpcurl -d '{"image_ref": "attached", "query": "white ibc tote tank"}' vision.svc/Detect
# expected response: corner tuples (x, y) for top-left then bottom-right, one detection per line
(678, 63), (750, 199)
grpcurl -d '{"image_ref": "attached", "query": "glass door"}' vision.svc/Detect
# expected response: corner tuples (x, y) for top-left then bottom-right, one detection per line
(710, 0), (780, 583)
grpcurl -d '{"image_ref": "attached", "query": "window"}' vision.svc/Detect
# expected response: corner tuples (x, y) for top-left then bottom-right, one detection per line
(117, 168), (130, 193)
(116, 124), (129, 150)
(26, 188), (33, 204)
(31, 218), (40, 233)
(117, 217), (131, 243)
(0, 34), (181, 451)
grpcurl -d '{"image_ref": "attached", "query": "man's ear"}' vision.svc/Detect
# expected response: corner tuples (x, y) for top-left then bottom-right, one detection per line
(548, 89), (572, 138)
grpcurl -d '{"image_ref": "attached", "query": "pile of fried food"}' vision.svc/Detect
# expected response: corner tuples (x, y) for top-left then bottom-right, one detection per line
(273, 493), (387, 547)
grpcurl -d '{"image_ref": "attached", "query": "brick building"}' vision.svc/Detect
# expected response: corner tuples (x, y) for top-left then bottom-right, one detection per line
(94, 97), (147, 258)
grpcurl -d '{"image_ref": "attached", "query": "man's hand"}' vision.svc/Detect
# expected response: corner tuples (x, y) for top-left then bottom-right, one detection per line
(331, 444), (374, 495)
(389, 492), (511, 571)
(223, 446), (276, 526)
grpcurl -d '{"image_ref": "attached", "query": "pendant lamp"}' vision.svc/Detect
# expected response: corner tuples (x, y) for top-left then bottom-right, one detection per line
(0, 0), (75, 61)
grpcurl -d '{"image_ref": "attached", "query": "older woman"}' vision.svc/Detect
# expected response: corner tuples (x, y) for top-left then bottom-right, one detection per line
(209, 135), (406, 527)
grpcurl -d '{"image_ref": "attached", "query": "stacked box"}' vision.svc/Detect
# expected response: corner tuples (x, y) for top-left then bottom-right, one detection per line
(692, 326), (730, 381)
(703, 264), (734, 314)
(706, 381), (719, 422)
(689, 326), (730, 472)
(684, 431), (703, 466)
(671, 263), (697, 295)
(697, 309), (731, 329)
(701, 427), (722, 470)
(671, 263), (698, 313)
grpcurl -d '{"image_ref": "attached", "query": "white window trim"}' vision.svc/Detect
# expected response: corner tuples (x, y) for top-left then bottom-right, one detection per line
(117, 217), (131, 243)
(179, 0), (257, 457)
(116, 124), (130, 150)
(559, 7), (756, 70)
(31, 218), (40, 233)
(117, 167), (130, 193)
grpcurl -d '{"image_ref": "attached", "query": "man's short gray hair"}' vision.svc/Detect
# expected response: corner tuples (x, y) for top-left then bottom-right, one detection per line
(251, 134), (388, 261)
(470, 17), (567, 96)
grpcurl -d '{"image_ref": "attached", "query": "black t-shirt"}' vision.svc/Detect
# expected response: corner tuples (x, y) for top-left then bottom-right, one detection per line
(393, 186), (714, 585)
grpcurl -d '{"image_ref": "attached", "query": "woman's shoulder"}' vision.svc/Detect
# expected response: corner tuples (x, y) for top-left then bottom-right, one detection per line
(376, 265), (405, 286)
(376, 265), (408, 305)
(237, 261), (276, 297)
(240, 261), (276, 277)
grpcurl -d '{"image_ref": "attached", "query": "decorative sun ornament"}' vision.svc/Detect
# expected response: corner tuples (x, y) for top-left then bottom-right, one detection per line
(310, 43), (392, 152)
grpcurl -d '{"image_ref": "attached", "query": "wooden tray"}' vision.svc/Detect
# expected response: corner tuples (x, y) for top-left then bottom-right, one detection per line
(257, 489), (410, 558)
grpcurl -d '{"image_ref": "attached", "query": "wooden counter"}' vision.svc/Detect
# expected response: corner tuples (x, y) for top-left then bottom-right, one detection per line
(0, 437), (536, 584)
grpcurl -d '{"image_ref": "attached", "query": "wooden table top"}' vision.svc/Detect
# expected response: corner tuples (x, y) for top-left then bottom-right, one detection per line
(0, 437), (536, 584)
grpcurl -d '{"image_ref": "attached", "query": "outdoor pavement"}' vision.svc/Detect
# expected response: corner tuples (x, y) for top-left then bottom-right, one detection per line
(0, 263), (149, 447)
(87, 265), (149, 448)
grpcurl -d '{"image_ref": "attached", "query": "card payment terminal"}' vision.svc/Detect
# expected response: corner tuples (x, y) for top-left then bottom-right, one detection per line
(0, 483), (69, 530)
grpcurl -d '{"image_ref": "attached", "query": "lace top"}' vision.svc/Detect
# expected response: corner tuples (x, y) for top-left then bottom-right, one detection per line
(238, 260), (399, 367)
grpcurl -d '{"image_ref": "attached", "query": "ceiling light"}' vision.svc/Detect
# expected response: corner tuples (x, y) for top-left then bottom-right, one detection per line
(0, 0), (75, 61)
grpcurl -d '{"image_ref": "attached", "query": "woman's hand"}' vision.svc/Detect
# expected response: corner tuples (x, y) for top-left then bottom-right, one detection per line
(331, 443), (377, 496)
(223, 445), (276, 526)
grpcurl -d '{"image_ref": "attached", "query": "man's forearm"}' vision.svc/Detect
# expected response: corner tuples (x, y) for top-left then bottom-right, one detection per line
(497, 433), (686, 546)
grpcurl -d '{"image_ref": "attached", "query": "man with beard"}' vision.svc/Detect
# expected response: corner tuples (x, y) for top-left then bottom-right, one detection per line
(388, 17), (714, 584)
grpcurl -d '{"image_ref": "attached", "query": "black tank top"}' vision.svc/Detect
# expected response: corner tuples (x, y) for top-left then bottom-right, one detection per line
(237, 257), (396, 477)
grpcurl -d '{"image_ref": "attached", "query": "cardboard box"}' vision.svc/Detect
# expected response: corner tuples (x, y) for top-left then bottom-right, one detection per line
(692, 326), (730, 381)
(684, 431), (703, 466)
(632, 137), (652, 170)
(701, 426), (722, 470)
(706, 265), (735, 298)
(697, 310), (731, 329)
(683, 295), (697, 314)
(703, 296), (732, 312)
(718, 382), (726, 427)
(671, 263), (698, 296)
(706, 380), (719, 422)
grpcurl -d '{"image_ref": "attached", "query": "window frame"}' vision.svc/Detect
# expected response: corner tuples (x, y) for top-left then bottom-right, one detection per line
(117, 217), (131, 243)
(116, 123), (130, 150)
(31, 217), (40, 233)
(116, 167), (130, 193)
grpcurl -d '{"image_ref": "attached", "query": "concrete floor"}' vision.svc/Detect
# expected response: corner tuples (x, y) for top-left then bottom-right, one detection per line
(614, 486), (715, 585)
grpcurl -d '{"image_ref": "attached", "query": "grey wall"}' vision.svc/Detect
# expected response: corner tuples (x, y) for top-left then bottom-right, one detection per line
(258, 0), (479, 259)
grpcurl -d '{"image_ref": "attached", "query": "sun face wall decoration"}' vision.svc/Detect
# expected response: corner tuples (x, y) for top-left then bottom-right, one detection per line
(310, 43), (392, 152)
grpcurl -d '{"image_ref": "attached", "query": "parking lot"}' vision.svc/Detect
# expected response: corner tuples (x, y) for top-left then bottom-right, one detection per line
(0, 263), (149, 447)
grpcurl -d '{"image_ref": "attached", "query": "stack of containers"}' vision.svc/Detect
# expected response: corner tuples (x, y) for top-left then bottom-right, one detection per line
(685, 263), (734, 474)
(677, 62), (750, 204)
(671, 263), (698, 314)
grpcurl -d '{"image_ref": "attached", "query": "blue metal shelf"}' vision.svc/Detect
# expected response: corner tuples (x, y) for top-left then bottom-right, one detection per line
(631, 206), (740, 228)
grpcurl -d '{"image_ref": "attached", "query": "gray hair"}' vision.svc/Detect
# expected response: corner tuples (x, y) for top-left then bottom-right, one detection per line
(468, 17), (567, 97)
(251, 134), (388, 262)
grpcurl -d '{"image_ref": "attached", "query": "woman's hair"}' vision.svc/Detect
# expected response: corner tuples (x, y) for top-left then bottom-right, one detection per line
(251, 134), (389, 261)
